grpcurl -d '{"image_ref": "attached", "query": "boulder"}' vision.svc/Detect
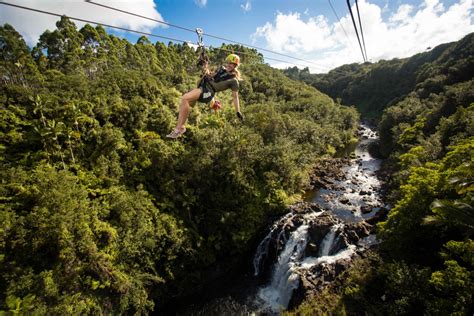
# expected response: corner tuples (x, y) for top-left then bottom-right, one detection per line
(361, 205), (373, 214)
(305, 242), (319, 257)
(340, 197), (350, 204)
(366, 208), (389, 225)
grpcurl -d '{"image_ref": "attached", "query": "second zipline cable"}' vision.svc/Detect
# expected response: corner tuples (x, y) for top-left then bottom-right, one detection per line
(85, 0), (329, 70)
(0, 1), (322, 70)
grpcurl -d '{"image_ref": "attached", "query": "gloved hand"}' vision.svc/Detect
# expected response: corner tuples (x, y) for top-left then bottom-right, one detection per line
(236, 111), (244, 122)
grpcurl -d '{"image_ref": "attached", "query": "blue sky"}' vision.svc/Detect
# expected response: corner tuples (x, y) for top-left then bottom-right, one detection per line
(1, 0), (473, 72)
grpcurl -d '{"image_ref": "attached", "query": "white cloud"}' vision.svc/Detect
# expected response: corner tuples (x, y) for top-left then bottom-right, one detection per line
(0, 0), (166, 46)
(241, 1), (251, 12)
(252, 0), (474, 73)
(389, 4), (414, 23)
(252, 12), (335, 54)
(194, 0), (207, 8)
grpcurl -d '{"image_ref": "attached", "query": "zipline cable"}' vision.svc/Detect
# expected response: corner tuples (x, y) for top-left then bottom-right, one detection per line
(85, 0), (328, 70)
(0, 1), (320, 70)
(346, 0), (366, 62)
(0, 2), (188, 44)
(84, 0), (195, 33)
(327, 0), (355, 51)
(354, 0), (368, 61)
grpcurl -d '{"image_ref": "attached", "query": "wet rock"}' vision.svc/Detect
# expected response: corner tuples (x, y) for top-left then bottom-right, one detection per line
(340, 198), (350, 204)
(330, 235), (350, 255)
(293, 217), (304, 227)
(309, 158), (349, 190)
(366, 208), (389, 225)
(368, 141), (383, 159)
(307, 222), (334, 247)
(290, 253), (360, 310)
(346, 230), (360, 244)
(347, 221), (373, 237)
(361, 205), (373, 214)
(334, 258), (352, 275)
(289, 202), (322, 214)
(288, 274), (312, 309)
(305, 242), (319, 257)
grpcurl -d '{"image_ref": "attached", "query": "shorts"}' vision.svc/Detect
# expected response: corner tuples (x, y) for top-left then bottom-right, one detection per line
(197, 77), (215, 103)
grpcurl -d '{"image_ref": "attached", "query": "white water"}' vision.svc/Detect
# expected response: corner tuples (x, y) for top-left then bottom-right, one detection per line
(256, 223), (310, 313)
(253, 124), (382, 313)
(319, 223), (343, 257)
(301, 245), (357, 269)
(253, 213), (296, 276)
(312, 123), (383, 221)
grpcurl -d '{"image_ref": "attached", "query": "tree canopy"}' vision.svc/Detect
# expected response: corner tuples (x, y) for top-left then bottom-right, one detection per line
(285, 33), (474, 120)
(288, 33), (473, 315)
(0, 18), (359, 313)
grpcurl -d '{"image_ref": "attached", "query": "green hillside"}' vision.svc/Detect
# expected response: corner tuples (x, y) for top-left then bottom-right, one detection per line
(0, 19), (358, 314)
(288, 34), (473, 315)
(285, 33), (474, 119)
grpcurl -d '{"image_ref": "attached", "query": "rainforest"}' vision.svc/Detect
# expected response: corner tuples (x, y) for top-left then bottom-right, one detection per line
(1, 17), (473, 315)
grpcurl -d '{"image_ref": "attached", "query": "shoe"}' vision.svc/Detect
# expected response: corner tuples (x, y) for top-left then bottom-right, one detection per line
(166, 126), (186, 139)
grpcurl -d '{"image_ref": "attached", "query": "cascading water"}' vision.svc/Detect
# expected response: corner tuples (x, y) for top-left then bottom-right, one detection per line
(319, 223), (343, 256)
(177, 124), (385, 315)
(256, 223), (310, 312)
(252, 124), (384, 313)
(253, 213), (295, 277)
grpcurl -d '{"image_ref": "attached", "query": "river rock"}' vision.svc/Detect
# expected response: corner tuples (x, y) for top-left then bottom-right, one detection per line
(366, 207), (389, 225)
(346, 221), (373, 240)
(306, 213), (337, 247)
(305, 242), (319, 257)
(361, 205), (373, 214)
(330, 235), (351, 255)
(289, 256), (356, 310)
(340, 197), (350, 204)
(289, 202), (322, 214)
(309, 158), (349, 190)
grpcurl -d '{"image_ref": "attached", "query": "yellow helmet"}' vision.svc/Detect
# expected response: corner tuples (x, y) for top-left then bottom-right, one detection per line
(225, 53), (240, 65)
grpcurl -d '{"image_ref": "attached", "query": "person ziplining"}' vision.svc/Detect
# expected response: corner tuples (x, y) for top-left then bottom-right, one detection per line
(166, 28), (243, 139)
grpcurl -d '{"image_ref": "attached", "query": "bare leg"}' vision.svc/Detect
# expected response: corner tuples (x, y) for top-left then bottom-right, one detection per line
(176, 88), (201, 129)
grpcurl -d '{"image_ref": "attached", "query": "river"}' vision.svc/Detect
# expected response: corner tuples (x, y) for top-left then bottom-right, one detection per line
(174, 123), (385, 315)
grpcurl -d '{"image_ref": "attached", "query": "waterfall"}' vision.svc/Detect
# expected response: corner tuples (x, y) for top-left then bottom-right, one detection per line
(249, 124), (381, 313)
(253, 227), (277, 276)
(319, 223), (343, 257)
(253, 213), (295, 276)
(256, 224), (310, 313)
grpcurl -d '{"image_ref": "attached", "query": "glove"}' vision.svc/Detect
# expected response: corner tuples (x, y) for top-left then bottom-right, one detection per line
(236, 111), (244, 122)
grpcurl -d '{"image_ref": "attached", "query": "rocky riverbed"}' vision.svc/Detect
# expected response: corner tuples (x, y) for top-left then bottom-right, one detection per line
(251, 124), (389, 313)
(171, 124), (388, 315)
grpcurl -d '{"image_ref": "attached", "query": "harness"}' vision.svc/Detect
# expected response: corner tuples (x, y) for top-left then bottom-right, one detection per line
(195, 28), (235, 105)
(213, 67), (236, 83)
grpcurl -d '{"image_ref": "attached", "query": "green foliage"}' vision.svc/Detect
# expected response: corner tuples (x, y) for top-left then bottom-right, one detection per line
(291, 34), (473, 315)
(285, 33), (474, 120)
(0, 20), (358, 313)
(371, 88), (473, 314)
(428, 260), (473, 314)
